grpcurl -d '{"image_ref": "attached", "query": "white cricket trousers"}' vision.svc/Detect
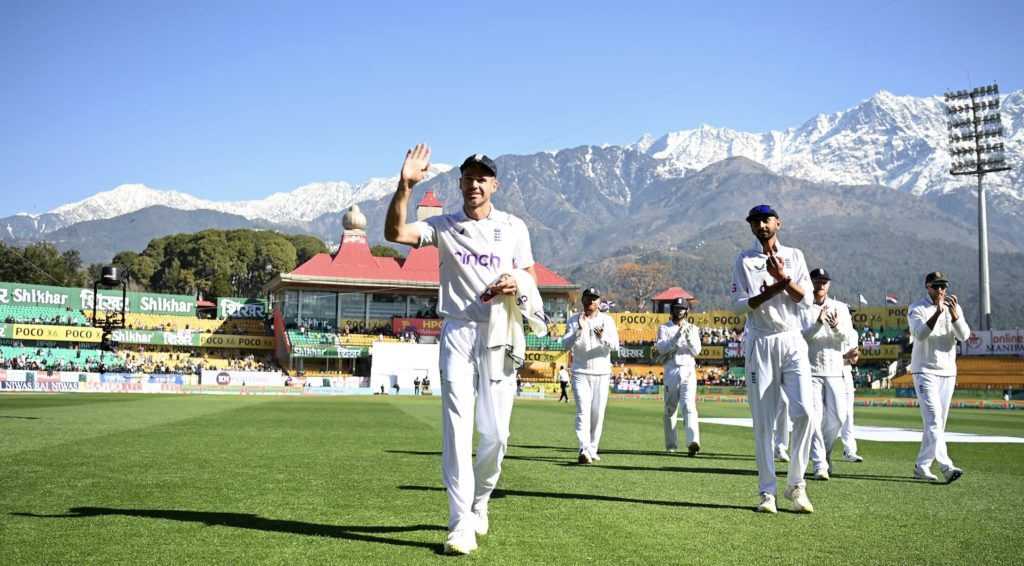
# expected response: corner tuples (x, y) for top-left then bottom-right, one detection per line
(439, 319), (516, 533)
(663, 364), (699, 451)
(913, 372), (957, 471)
(809, 375), (848, 472)
(746, 330), (813, 495)
(774, 393), (790, 453)
(840, 369), (859, 456)
(573, 372), (610, 457)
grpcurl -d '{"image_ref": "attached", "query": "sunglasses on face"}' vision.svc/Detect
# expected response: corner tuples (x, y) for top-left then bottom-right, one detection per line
(930, 283), (947, 290)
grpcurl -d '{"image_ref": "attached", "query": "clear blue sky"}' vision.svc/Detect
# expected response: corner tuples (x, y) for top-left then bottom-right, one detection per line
(1, 0), (1020, 217)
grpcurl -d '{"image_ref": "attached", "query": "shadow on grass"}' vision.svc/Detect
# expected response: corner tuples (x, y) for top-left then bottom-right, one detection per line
(12, 508), (446, 551)
(0, 415), (41, 419)
(386, 449), (757, 472)
(510, 444), (756, 461)
(399, 485), (758, 512)
(592, 463), (759, 476)
(386, 450), (440, 456)
(829, 473), (928, 484)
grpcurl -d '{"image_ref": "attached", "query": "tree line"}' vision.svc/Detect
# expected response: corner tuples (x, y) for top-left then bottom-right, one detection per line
(0, 230), (333, 300)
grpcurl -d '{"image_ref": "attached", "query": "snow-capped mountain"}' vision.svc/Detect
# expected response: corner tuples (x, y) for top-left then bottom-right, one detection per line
(634, 90), (1023, 200)
(3, 89), (1022, 254)
(42, 165), (453, 230)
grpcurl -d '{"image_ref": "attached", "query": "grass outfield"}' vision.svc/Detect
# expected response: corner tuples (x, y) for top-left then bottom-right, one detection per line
(2, 394), (1023, 565)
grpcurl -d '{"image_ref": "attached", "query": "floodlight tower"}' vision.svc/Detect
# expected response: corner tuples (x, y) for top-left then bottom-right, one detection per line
(945, 83), (1011, 331)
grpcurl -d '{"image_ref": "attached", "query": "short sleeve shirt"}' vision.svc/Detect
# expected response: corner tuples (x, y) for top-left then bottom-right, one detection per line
(731, 241), (812, 336)
(414, 206), (534, 322)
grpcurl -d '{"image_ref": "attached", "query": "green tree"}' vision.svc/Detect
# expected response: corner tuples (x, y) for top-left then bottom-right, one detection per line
(282, 234), (329, 264)
(370, 245), (404, 260)
(0, 241), (83, 287)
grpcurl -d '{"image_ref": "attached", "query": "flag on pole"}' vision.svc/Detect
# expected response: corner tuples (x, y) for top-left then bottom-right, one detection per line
(885, 293), (899, 305)
(859, 294), (868, 305)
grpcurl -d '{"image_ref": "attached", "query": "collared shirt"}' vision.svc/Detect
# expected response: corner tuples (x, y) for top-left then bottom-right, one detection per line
(415, 206), (534, 322)
(561, 312), (619, 376)
(801, 297), (858, 377)
(730, 239), (812, 336)
(909, 295), (970, 375)
(654, 320), (702, 368)
(558, 368), (569, 383)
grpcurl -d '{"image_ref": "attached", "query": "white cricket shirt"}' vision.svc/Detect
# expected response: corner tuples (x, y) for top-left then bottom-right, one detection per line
(730, 239), (812, 337)
(909, 295), (970, 375)
(654, 320), (702, 368)
(561, 311), (619, 376)
(415, 206), (534, 323)
(801, 298), (858, 377)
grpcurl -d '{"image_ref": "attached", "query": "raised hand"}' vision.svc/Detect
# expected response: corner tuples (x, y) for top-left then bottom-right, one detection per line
(945, 294), (959, 320)
(825, 310), (838, 329)
(766, 252), (787, 281)
(400, 144), (432, 186)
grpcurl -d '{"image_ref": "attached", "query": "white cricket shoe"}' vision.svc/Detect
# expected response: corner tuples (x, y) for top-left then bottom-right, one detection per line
(942, 466), (963, 484)
(443, 530), (477, 555)
(687, 442), (701, 457)
(913, 466), (938, 481)
(472, 504), (489, 536)
(775, 447), (790, 463)
(784, 485), (814, 513)
(591, 453), (601, 462)
(756, 492), (777, 514)
(843, 452), (864, 463)
(578, 450), (593, 464)
(813, 469), (830, 481)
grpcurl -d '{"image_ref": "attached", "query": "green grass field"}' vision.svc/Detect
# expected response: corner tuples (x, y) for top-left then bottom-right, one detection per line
(2, 393), (1023, 564)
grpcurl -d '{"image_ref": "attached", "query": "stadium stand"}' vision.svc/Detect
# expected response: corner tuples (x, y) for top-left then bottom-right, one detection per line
(286, 330), (402, 347)
(525, 334), (562, 350)
(0, 305), (89, 326)
(619, 328), (657, 344)
(892, 356), (1024, 389)
(91, 311), (270, 336)
(0, 346), (120, 371)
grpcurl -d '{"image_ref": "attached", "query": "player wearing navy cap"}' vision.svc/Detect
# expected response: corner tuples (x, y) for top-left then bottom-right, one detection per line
(655, 297), (703, 456)
(385, 144), (538, 555)
(801, 267), (858, 480)
(562, 286), (619, 464)
(731, 204), (815, 514)
(909, 271), (969, 483)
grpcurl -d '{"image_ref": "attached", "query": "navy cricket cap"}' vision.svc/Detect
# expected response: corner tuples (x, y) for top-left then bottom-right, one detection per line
(670, 297), (689, 310)
(925, 271), (948, 285)
(745, 204), (779, 222)
(581, 286), (601, 298)
(460, 154), (498, 177)
(809, 268), (831, 281)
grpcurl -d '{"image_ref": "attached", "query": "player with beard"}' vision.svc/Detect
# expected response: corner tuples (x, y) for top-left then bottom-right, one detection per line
(731, 204), (815, 514)
(801, 267), (858, 480)
(385, 144), (539, 555)
(655, 297), (703, 456)
(909, 271), (969, 483)
(561, 287), (619, 464)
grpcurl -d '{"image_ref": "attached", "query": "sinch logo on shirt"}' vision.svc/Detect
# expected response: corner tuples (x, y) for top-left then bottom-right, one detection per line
(454, 249), (502, 268)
